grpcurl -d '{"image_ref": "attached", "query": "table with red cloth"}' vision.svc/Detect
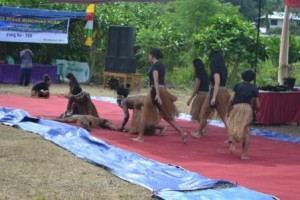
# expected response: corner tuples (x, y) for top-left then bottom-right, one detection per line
(0, 64), (57, 84)
(256, 91), (300, 125)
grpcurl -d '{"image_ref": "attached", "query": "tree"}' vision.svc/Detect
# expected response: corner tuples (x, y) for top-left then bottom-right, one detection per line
(194, 15), (268, 86)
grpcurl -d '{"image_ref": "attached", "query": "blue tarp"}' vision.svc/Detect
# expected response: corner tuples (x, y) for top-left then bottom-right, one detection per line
(0, 106), (276, 200)
(0, 6), (86, 19)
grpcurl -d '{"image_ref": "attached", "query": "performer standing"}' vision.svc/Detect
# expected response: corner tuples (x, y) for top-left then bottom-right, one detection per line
(227, 69), (260, 160)
(187, 58), (209, 122)
(19, 44), (34, 86)
(191, 50), (230, 138)
(131, 48), (187, 143)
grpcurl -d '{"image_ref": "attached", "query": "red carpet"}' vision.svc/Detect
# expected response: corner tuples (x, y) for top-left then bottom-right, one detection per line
(0, 94), (299, 200)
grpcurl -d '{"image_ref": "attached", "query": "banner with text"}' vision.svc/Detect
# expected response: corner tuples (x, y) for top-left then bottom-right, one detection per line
(0, 16), (70, 44)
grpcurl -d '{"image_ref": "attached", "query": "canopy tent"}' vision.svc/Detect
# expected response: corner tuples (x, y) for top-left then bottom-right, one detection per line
(0, 6), (86, 19)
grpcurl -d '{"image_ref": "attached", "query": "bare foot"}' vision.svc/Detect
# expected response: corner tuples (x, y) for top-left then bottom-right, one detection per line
(203, 127), (208, 135)
(241, 154), (250, 160)
(122, 128), (129, 132)
(229, 143), (236, 153)
(131, 137), (144, 143)
(181, 132), (187, 144)
(157, 126), (167, 135)
(190, 131), (201, 139)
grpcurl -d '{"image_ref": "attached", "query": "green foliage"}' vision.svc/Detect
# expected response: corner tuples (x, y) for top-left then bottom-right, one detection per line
(168, 65), (193, 86)
(256, 59), (300, 87)
(288, 63), (300, 85)
(256, 59), (278, 86)
(194, 15), (268, 87)
(1, 0), (297, 88)
(136, 0), (238, 83)
(163, 0), (239, 34)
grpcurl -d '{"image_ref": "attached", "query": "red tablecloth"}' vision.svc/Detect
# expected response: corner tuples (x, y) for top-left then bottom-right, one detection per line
(256, 91), (300, 125)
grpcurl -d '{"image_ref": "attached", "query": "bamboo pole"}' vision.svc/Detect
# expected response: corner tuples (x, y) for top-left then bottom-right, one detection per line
(278, 5), (290, 85)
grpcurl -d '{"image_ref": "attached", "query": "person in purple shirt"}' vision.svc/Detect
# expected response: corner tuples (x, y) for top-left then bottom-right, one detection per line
(19, 44), (34, 86)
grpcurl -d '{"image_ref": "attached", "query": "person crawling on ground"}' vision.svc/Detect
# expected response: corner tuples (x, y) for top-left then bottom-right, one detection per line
(119, 95), (167, 135)
(31, 74), (51, 98)
(116, 83), (131, 105)
(54, 114), (120, 132)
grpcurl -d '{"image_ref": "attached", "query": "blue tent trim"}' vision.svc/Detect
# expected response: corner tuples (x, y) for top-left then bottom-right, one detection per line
(0, 6), (86, 19)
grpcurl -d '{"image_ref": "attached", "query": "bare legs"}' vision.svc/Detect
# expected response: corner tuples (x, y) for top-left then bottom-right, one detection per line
(131, 116), (187, 144)
(166, 119), (187, 144)
(131, 114), (146, 143)
(229, 127), (250, 160)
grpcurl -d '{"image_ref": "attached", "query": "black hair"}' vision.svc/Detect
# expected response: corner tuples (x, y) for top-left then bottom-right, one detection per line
(150, 48), (163, 59)
(43, 74), (50, 82)
(117, 85), (129, 98)
(209, 51), (226, 69)
(66, 72), (75, 80)
(241, 69), (256, 82)
(71, 84), (82, 95)
(66, 72), (80, 89)
(193, 58), (208, 78)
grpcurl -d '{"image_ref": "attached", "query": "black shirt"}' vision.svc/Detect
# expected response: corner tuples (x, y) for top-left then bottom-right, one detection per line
(31, 81), (49, 91)
(195, 74), (209, 92)
(232, 82), (259, 105)
(209, 51), (227, 86)
(148, 61), (165, 86)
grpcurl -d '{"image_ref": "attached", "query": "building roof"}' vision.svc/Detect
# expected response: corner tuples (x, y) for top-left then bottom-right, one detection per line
(0, 6), (86, 19)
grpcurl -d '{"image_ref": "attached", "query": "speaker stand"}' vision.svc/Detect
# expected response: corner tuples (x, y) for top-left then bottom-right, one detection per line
(103, 71), (141, 91)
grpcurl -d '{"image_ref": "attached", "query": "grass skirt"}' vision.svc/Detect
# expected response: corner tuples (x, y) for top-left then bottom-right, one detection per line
(190, 91), (207, 122)
(129, 107), (160, 135)
(227, 103), (252, 143)
(129, 107), (143, 133)
(143, 86), (177, 127)
(200, 87), (230, 120)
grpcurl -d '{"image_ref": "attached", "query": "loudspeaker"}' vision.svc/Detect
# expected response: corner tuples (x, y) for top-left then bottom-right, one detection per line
(105, 56), (136, 74)
(107, 26), (135, 58)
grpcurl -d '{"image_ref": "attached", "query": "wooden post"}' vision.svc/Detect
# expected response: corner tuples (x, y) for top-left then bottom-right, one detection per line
(278, 5), (290, 85)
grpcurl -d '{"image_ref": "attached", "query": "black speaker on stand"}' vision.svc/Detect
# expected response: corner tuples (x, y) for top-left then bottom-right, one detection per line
(105, 26), (136, 74)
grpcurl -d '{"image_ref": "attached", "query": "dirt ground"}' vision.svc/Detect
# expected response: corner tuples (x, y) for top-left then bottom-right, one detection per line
(0, 83), (299, 200)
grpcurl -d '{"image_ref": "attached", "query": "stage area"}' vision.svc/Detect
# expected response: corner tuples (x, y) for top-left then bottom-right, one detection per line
(0, 94), (299, 200)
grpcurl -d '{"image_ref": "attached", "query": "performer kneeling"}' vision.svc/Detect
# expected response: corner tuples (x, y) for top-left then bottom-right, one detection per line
(31, 74), (51, 98)
(227, 69), (260, 160)
(54, 115), (120, 131)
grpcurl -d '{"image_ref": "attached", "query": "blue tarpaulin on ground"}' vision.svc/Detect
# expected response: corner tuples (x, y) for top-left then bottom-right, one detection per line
(0, 106), (276, 200)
